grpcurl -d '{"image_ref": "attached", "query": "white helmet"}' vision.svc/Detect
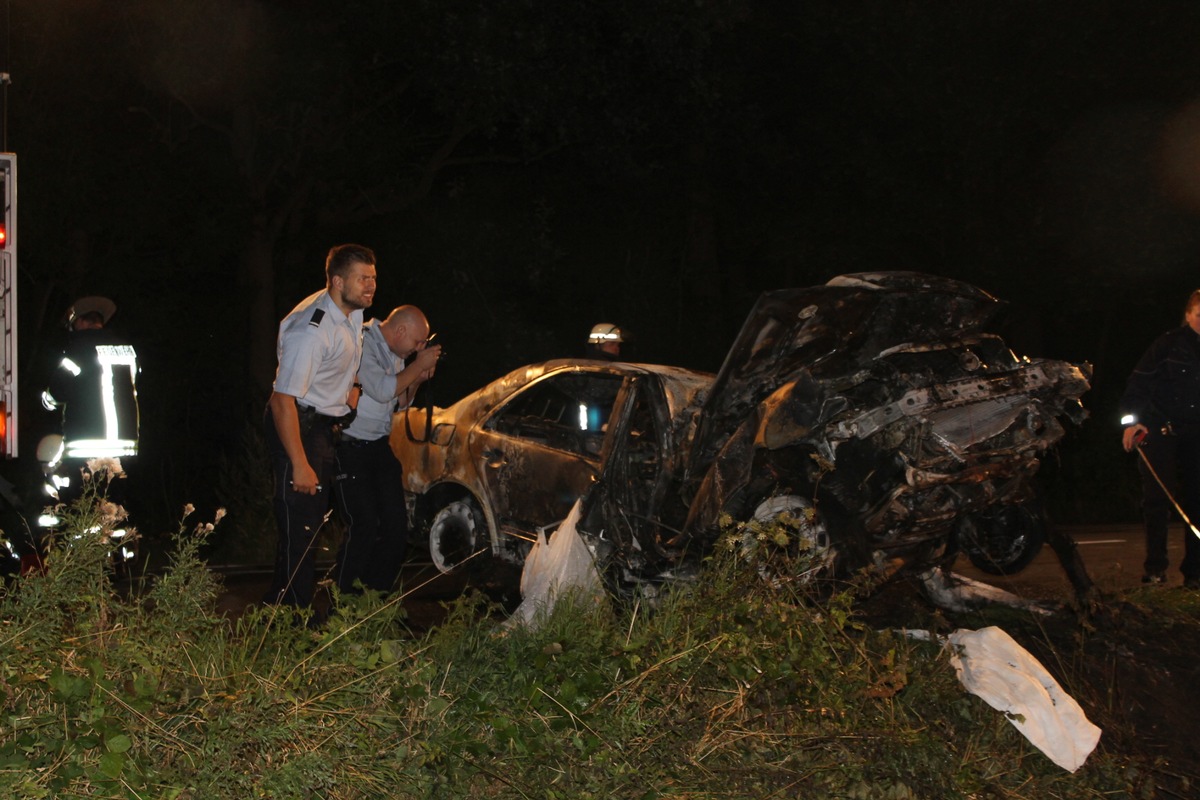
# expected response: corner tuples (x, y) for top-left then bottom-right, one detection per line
(587, 323), (624, 345)
(64, 296), (117, 330)
(36, 434), (64, 468)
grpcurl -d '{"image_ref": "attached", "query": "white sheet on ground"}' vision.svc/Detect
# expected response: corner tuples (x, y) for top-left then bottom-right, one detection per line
(943, 626), (1101, 772)
(509, 499), (604, 629)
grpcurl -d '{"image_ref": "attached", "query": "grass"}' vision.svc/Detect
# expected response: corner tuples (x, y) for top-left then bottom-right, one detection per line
(0, 488), (1182, 799)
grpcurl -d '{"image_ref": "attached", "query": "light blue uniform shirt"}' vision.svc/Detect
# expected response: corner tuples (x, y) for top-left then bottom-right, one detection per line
(342, 319), (407, 442)
(273, 290), (363, 417)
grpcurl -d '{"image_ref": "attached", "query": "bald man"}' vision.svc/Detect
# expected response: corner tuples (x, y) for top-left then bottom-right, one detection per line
(332, 305), (441, 593)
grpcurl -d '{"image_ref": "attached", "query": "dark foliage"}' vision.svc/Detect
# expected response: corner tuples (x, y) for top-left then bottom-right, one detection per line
(6, 2), (1200, 541)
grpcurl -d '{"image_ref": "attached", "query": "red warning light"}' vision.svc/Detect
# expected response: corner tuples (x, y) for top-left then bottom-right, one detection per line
(0, 223), (6, 248)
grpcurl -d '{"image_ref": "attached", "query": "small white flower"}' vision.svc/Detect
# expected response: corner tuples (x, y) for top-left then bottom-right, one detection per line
(86, 457), (125, 479)
(183, 503), (195, 519)
(214, 508), (227, 525)
(98, 501), (129, 525)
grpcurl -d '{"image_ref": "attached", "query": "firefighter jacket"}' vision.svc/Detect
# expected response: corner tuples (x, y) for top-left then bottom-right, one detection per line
(41, 328), (140, 459)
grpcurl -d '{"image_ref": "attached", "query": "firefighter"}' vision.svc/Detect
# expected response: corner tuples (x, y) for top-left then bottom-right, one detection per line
(585, 322), (628, 361)
(38, 296), (140, 532)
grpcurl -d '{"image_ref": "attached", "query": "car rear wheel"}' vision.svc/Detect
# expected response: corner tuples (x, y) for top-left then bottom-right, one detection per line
(428, 498), (488, 574)
(957, 502), (1046, 576)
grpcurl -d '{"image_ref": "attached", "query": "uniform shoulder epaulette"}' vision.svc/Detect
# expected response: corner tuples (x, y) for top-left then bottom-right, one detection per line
(308, 308), (326, 328)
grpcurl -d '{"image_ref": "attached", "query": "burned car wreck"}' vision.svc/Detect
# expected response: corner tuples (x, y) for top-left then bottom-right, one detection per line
(391, 272), (1091, 592)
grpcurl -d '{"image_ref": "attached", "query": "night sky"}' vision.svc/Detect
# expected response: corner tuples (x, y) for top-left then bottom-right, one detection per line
(5, 1), (1200, 536)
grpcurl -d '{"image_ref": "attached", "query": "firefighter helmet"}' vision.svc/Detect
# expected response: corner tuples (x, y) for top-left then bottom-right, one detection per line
(587, 323), (625, 346)
(64, 296), (116, 330)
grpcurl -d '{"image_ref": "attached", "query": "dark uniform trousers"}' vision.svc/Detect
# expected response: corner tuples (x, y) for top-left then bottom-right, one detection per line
(1138, 425), (1200, 580)
(264, 404), (340, 609)
(333, 435), (408, 593)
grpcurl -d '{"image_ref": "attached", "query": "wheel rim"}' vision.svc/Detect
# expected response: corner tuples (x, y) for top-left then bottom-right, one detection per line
(742, 495), (835, 584)
(958, 505), (1045, 575)
(429, 500), (481, 573)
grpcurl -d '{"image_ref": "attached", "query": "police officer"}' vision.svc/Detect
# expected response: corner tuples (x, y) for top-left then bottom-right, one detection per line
(332, 305), (440, 593)
(264, 244), (376, 611)
(1120, 288), (1200, 587)
(39, 295), (139, 520)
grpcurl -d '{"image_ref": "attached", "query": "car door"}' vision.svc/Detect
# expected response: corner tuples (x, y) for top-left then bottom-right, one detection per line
(473, 369), (626, 536)
(584, 374), (684, 567)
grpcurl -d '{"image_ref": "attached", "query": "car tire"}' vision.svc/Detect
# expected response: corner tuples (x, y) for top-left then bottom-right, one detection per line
(428, 497), (488, 574)
(958, 503), (1046, 576)
(740, 494), (837, 585)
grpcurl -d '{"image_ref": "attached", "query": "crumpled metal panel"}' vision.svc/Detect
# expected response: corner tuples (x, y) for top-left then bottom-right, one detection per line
(669, 273), (1091, 578)
(687, 273), (1006, 483)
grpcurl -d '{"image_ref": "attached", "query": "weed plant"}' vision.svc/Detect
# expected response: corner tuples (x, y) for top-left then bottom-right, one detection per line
(0, 490), (1149, 798)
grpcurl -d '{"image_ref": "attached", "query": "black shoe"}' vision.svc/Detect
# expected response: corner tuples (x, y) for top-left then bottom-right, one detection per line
(1143, 572), (1167, 585)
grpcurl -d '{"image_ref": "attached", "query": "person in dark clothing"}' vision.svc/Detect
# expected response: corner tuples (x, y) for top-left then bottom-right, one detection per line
(585, 322), (628, 361)
(30, 296), (139, 568)
(1120, 288), (1200, 587)
(39, 297), (139, 507)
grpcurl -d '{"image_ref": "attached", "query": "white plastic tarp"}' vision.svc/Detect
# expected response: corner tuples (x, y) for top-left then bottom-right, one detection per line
(509, 499), (605, 629)
(945, 626), (1101, 772)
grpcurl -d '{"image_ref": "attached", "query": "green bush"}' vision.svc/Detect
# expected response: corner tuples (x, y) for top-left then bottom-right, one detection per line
(0, 490), (1149, 798)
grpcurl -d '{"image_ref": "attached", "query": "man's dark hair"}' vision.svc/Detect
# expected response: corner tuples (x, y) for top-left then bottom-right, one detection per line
(326, 244), (376, 283)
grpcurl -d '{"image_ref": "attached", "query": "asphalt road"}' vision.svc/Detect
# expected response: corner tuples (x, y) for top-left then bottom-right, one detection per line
(211, 523), (1178, 624)
(953, 522), (1180, 600)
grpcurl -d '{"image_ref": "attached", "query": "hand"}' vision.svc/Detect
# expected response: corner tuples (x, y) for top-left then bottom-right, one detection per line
(1122, 424), (1149, 452)
(412, 344), (441, 371)
(290, 462), (321, 495)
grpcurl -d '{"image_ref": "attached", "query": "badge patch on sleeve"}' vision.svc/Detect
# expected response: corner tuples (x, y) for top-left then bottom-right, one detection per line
(308, 309), (326, 327)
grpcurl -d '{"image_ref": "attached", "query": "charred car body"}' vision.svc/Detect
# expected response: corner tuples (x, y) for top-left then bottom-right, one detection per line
(391, 272), (1091, 589)
(394, 359), (713, 574)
